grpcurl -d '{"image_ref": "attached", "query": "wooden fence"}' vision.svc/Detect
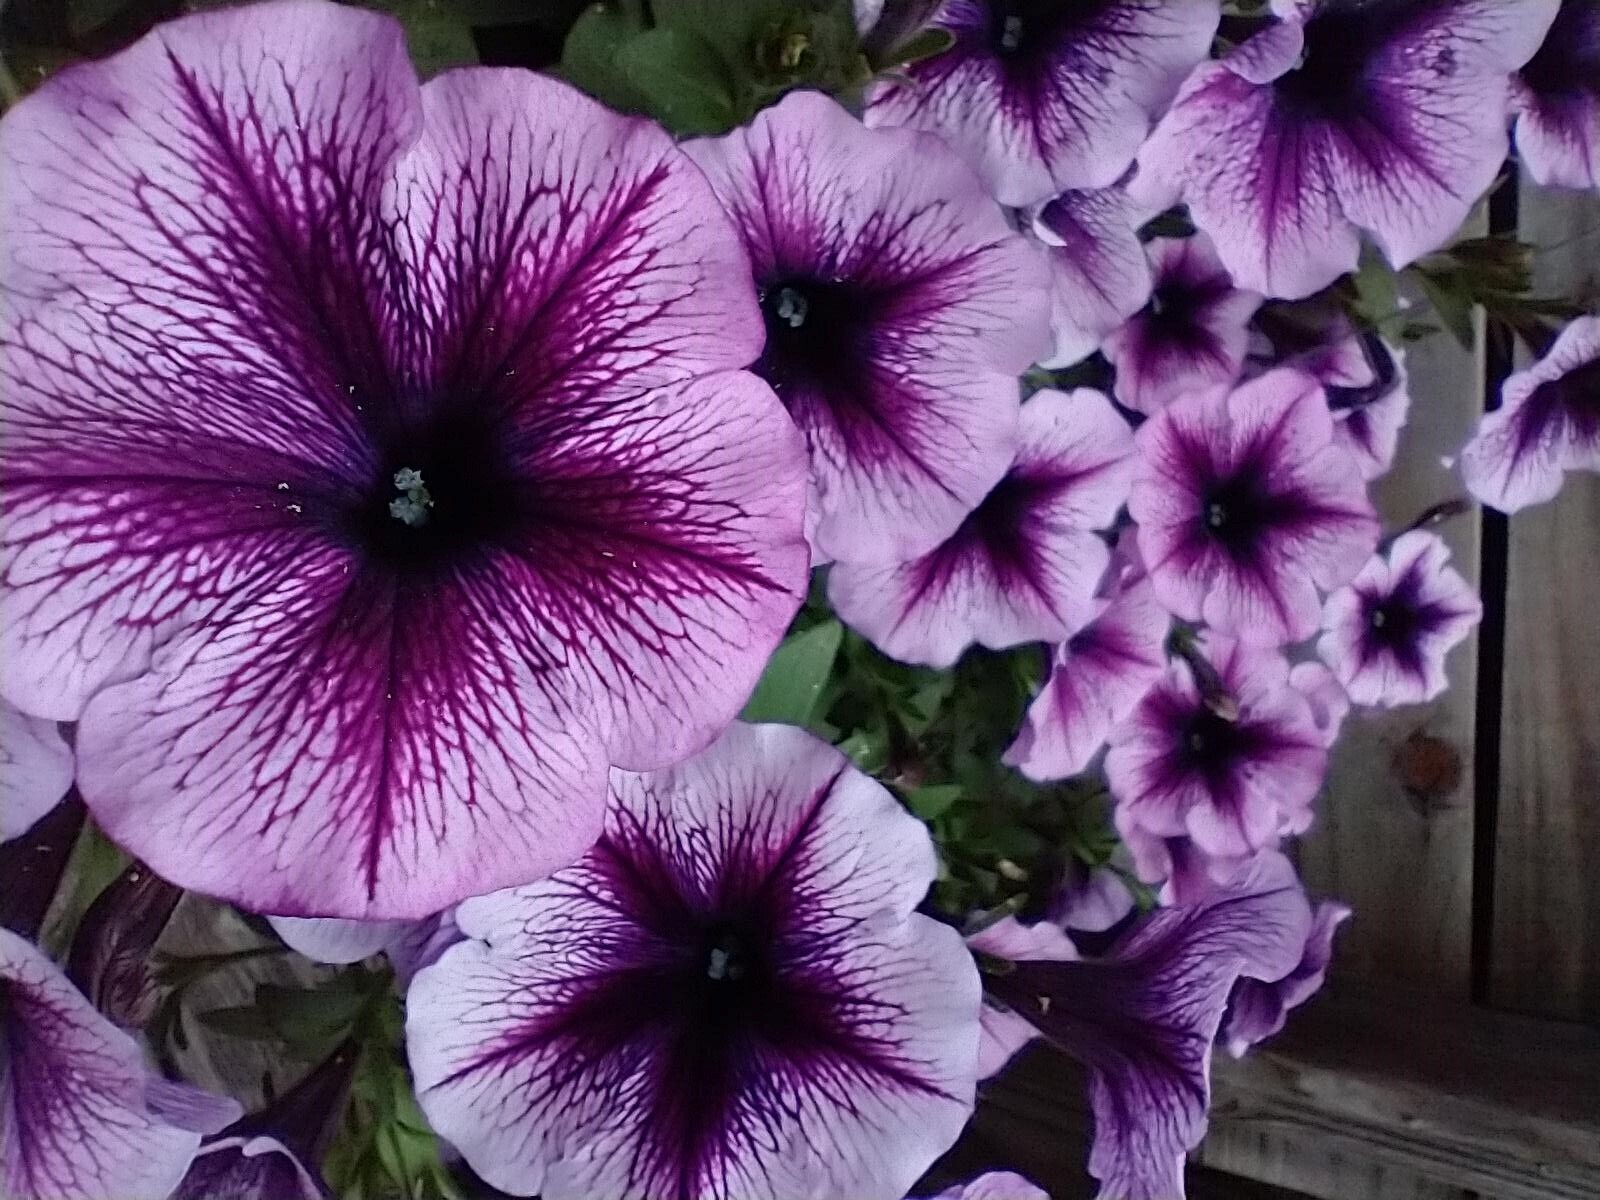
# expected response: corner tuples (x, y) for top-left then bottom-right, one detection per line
(948, 175), (1600, 1200)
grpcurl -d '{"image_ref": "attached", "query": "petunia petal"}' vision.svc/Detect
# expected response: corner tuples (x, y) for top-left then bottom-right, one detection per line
(867, 0), (1221, 206)
(1223, 898), (1351, 1058)
(1460, 315), (1600, 512)
(829, 389), (1133, 667)
(968, 917), (1077, 1080)
(0, 926), (220, 1200)
(172, 1136), (323, 1200)
(686, 91), (1048, 563)
(931, 1170), (1051, 1200)
(1, 701), (72, 843)
(1514, 0), (1600, 192)
(987, 853), (1311, 1200)
(408, 723), (980, 1200)
(267, 916), (409, 965)
(1034, 186), (1154, 369)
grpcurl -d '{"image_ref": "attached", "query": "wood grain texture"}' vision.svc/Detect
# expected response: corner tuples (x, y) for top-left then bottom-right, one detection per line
(1489, 182), (1600, 1021)
(1295, 222), (1487, 1001)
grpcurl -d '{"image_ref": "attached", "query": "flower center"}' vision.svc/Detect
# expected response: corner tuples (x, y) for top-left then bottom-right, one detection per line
(1365, 596), (1422, 650)
(388, 468), (434, 527)
(1181, 709), (1246, 767)
(705, 931), (749, 982)
(756, 275), (875, 408)
(999, 14), (1024, 52)
(1199, 474), (1272, 557)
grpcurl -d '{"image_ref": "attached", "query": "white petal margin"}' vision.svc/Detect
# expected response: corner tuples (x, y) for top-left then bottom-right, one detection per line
(407, 723), (981, 1200)
(2, 701), (73, 842)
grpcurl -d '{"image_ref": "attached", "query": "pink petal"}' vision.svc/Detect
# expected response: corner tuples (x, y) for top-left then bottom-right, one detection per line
(1, 701), (72, 842)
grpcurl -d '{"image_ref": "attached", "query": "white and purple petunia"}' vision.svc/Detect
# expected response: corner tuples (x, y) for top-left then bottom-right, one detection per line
(829, 388), (1133, 667)
(1107, 635), (1328, 860)
(1514, 0), (1600, 189)
(982, 853), (1313, 1200)
(1223, 897), (1351, 1058)
(0, 0), (811, 919)
(686, 90), (1048, 564)
(1131, 369), (1380, 646)
(0, 926), (241, 1200)
(1033, 185), (1154, 369)
(1, 699), (72, 843)
(1005, 568), (1170, 781)
(1460, 314), (1600, 511)
(407, 722), (981, 1200)
(1103, 233), (1263, 415)
(931, 1170), (1051, 1200)
(866, 0), (1220, 206)
(1135, 0), (1562, 298)
(1319, 531), (1481, 708)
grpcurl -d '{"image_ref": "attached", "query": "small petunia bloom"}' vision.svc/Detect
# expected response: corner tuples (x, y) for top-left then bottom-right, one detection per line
(0, 0), (810, 919)
(1223, 897), (1351, 1058)
(1131, 369), (1380, 645)
(1033, 186), (1153, 369)
(1004, 571), (1169, 781)
(866, 0), (1220, 206)
(1, 699), (72, 843)
(931, 1170), (1051, 1200)
(407, 722), (980, 1200)
(1134, 0), (1561, 298)
(1514, 0), (1600, 189)
(687, 91), (1049, 563)
(1318, 531), (1481, 708)
(0, 926), (241, 1200)
(1460, 315), (1600, 512)
(1106, 636), (1328, 860)
(983, 853), (1312, 1200)
(829, 388), (1133, 667)
(1103, 233), (1263, 415)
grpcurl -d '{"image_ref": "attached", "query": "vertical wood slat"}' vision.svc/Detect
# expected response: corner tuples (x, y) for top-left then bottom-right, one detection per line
(1294, 218), (1487, 1001)
(1489, 182), (1600, 1021)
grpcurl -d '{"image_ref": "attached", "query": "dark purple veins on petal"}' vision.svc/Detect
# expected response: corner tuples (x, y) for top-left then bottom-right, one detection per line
(1276, 0), (1457, 116)
(1514, 358), (1600, 461)
(1520, 0), (1600, 101)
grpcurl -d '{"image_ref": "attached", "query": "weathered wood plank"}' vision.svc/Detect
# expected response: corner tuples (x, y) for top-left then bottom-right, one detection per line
(1490, 181), (1600, 1021)
(1295, 222), (1487, 1000)
(970, 989), (1600, 1200)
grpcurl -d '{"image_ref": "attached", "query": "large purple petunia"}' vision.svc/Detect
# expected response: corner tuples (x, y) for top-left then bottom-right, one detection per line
(1514, 0), (1600, 189)
(1103, 233), (1263, 416)
(828, 388), (1133, 667)
(1034, 185), (1154, 369)
(866, 0), (1220, 206)
(0, 0), (810, 919)
(1319, 531), (1481, 708)
(1005, 565), (1170, 781)
(1460, 314), (1600, 511)
(1131, 369), (1380, 645)
(0, 926), (240, 1200)
(407, 722), (980, 1200)
(686, 91), (1048, 563)
(1106, 635), (1328, 860)
(984, 854), (1312, 1200)
(1, 699), (72, 843)
(1135, 0), (1561, 298)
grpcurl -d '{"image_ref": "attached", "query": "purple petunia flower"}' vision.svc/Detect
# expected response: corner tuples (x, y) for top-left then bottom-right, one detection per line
(1106, 635), (1328, 860)
(0, 0), (810, 919)
(932, 1170), (1051, 1200)
(1223, 897), (1351, 1058)
(686, 91), (1048, 564)
(406, 722), (980, 1200)
(1135, 0), (1561, 298)
(983, 853), (1312, 1200)
(828, 388), (1133, 667)
(1005, 568), (1169, 781)
(1319, 531), (1481, 708)
(0, 926), (241, 1200)
(1131, 369), (1380, 645)
(1103, 233), (1263, 415)
(1033, 186), (1154, 369)
(1460, 315), (1600, 512)
(1514, 0), (1600, 189)
(1, 699), (72, 843)
(866, 1), (1220, 207)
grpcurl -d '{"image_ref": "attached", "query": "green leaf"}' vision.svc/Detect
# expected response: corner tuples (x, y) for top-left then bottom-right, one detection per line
(614, 25), (738, 135)
(740, 619), (843, 726)
(904, 783), (962, 821)
(557, 2), (652, 113)
(40, 820), (130, 958)
(446, 0), (537, 22)
(1413, 270), (1476, 349)
(877, 25), (953, 68)
(367, 0), (479, 78)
